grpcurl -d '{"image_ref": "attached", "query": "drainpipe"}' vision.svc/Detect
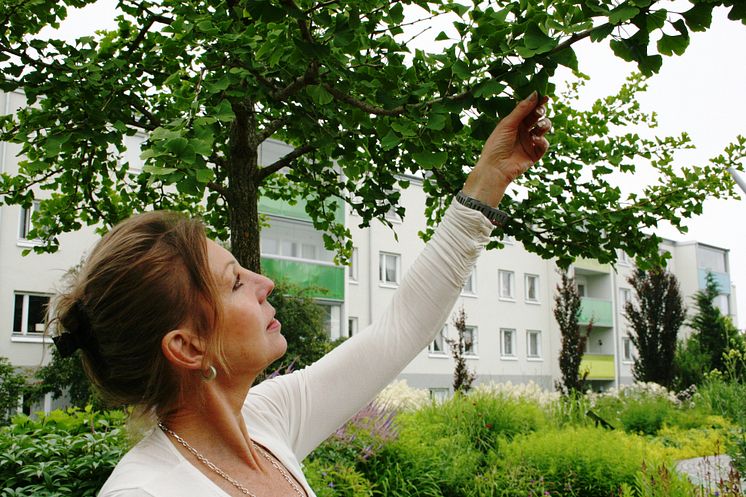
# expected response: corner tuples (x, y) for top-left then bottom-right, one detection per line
(728, 167), (746, 196)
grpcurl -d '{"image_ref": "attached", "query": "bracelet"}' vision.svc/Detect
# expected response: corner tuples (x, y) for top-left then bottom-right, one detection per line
(454, 190), (509, 227)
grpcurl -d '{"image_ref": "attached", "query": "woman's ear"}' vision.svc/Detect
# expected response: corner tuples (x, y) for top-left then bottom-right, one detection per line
(161, 329), (205, 371)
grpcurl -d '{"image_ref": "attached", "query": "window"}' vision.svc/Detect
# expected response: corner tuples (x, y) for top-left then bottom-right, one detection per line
(348, 317), (358, 337)
(697, 246), (726, 273)
(617, 249), (631, 265)
(280, 240), (298, 258)
(261, 237), (279, 255)
(349, 248), (359, 282)
(527, 330), (542, 359)
(620, 288), (632, 307)
(379, 252), (400, 286)
(498, 270), (514, 299)
(500, 328), (516, 358)
(577, 283), (586, 297)
(13, 293), (50, 336)
(714, 294), (729, 316)
(525, 274), (539, 302)
(462, 269), (476, 295)
(319, 303), (342, 339)
(18, 201), (41, 242)
(463, 326), (478, 356)
(301, 243), (317, 260)
(429, 388), (450, 403)
(622, 336), (634, 362)
(429, 326), (448, 356)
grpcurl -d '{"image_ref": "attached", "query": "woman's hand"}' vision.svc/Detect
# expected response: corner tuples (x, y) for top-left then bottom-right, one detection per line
(462, 91), (551, 207)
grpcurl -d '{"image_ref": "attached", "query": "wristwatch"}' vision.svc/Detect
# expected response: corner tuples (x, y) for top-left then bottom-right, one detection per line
(454, 190), (510, 227)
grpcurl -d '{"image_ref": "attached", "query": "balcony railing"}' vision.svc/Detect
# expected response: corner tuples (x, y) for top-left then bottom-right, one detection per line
(580, 354), (615, 381)
(261, 257), (345, 301)
(578, 297), (613, 327)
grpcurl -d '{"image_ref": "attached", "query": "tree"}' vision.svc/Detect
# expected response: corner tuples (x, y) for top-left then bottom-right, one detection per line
(264, 279), (338, 376)
(690, 272), (733, 374)
(445, 307), (476, 394)
(624, 267), (686, 388)
(26, 348), (101, 409)
(1, 1), (745, 273)
(553, 271), (588, 395)
(0, 357), (27, 424)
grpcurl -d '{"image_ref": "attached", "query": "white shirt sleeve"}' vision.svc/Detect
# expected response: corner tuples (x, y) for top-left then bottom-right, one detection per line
(249, 201), (493, 460)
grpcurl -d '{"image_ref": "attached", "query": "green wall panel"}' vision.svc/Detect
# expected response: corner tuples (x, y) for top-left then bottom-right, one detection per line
(579, 297), (613, 327)
(261, 257), (344, 301)
(580, 354), (615, 380)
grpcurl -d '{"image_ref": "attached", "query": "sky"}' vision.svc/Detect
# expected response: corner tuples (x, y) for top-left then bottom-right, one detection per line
(45, 1), (746, 327)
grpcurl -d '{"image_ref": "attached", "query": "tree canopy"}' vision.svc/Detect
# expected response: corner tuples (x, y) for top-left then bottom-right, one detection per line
(1, 0), (745, 271)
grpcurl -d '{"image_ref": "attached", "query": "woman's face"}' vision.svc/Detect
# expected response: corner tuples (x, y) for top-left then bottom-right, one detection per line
(206, 240), (287, 375)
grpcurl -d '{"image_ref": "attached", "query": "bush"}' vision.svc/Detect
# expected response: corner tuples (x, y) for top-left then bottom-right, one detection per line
(303, 459), (375, 497)
(364, 392), (545, 496)
(482, 427), (664, 497)
(0, 407), (129, 496)
(0, 358), (27, 425)
(619, 397), (672, 435)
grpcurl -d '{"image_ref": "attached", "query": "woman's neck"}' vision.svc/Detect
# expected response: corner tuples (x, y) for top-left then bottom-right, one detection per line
(160, 376), (266, 472)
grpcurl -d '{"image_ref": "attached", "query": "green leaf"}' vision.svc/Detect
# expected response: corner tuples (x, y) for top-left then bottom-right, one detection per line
(474, 79), (505, 98)
(426, 113), (448, 131)
(523, 25), (556, 54)
(610, 39), (635, 62)
(164, 137), (189, 155)
(645, 9), (667, 32)
(412, 151), (448, 169)
(638, 54), (663, 75)
(609, 5), (640, 25)
(682, 4), (713, 32)
(551, 47), (579, 71)
(380, 129), (400, 150)
(590, 24), (614, 42)
(307, 85), (333, 105)
(451, 60), (471, 80)
(196, 168), (215, 183)
(435, 31), (450, 41)
(142, 165), (177, 175)
(213, 100), (235, 122)
(657, 34), (689, 56)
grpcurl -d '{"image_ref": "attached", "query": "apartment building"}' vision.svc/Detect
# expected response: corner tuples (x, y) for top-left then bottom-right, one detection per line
(1, 89), (738, 403)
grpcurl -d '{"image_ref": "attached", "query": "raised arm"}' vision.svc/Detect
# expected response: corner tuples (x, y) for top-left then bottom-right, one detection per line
(250, 93), (552, 460)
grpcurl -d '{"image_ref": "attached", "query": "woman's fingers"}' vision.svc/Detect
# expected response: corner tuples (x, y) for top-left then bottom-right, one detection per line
(529, 117), (552, 137)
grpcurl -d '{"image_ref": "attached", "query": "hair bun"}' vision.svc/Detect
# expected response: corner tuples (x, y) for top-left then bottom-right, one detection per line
(53, 301), (92, 358)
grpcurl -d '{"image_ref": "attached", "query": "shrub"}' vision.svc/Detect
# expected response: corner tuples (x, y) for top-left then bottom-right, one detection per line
(303, 458), (375, 497)
(619, 397), (671, 435)
(0, 357), (27, 425)
(0, 407), (128, 496)
(484, 427), (664, 497)
(366, 392), (545, 496)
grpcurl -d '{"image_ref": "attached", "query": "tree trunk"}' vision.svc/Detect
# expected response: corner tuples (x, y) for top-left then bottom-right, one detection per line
(227, 101), (262, 273)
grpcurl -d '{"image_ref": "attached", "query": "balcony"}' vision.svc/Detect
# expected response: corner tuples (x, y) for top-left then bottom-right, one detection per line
(580, 354), (615, 381)
(259, 196), (345, 224)
(698, 269), (731, 295)
(578, 297), (613, 327)
(574, 258), (611, 274)
(261, 257), (345, 301)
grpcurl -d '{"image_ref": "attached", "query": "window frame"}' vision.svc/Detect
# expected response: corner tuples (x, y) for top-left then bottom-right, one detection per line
(378, 252), (401, 287)
(462, 268), (477, 296)
(524, 274), (540, 303)
(17, 201), (44, 247)
(622, 335), (634, 363)
(500, 328), (517, 360)
(463, 325), (478, 357)
(526, 330), (542, 360)
(12, 292), (52, 342)
(428, 325), (449, 357)
(498, 270), (515, 301)
(348, 247), (359, 283)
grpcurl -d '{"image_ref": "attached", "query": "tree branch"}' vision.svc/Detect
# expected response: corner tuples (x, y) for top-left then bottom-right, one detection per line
(257, 144), (315, 182)
(271, 61), (319, 102)
(258, 116), (288, 143)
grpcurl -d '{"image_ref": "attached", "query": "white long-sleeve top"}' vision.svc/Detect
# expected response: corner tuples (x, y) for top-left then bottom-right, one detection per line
(99, 202), (493, 497)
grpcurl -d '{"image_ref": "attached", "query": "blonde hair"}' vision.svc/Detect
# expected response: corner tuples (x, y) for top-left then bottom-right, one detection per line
(48, 211), (225, 417)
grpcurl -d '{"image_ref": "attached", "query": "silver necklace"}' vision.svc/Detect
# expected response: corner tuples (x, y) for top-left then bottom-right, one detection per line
(158, 422), (305, 497)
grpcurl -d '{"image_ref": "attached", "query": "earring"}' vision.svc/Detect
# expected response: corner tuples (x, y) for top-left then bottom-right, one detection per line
(201, 365), (217, 381)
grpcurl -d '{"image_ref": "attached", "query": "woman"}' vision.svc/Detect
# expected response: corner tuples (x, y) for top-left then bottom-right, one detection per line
(51, 92), (551, 497)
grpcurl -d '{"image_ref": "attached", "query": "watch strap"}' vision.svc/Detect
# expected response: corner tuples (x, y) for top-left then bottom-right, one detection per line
(454, 190), (509, 227)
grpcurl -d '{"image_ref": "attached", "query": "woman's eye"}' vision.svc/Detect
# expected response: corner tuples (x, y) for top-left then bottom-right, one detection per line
(232, 274), (243, 291)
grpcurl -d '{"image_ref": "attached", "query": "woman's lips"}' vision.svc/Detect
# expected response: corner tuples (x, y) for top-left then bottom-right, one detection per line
(267, 318), (281, 332)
